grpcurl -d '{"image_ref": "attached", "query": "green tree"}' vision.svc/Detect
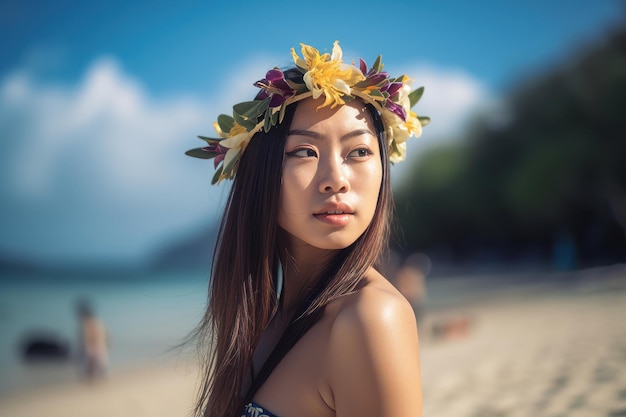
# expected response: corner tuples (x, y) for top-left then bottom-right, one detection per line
(394, 17), (626, 269)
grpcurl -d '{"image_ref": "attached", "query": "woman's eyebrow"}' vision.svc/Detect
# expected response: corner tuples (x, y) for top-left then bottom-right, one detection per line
(287, 129), (324, 139)
(287, 129), (375, 140)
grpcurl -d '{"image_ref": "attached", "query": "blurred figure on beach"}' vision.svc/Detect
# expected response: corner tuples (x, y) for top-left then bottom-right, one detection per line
(393, 252), (431, 328)
(75, 298), (109, 380)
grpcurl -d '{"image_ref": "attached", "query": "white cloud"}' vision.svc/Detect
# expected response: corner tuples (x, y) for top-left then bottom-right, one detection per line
(0, 58), (229, 263)
(407, 64), (489, 142)
(390, 64), (489, 183)
(0, 56), (488, 264)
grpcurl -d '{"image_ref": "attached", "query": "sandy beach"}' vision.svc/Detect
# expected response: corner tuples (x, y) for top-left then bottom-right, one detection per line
(0, 359), (200, 417)
(419, 265), (626, 417)
(1, 265), (625, 417)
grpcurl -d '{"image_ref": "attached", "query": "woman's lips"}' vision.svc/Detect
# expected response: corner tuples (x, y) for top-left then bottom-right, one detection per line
(313, 202), (355, 226)
(313, 212), (353, 226)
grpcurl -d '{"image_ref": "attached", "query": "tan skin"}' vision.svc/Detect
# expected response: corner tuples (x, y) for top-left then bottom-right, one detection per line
(250, 97), (422, 417)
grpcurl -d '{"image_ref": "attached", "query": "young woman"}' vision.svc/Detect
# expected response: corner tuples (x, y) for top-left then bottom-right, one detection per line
(187, 41), (428, 417)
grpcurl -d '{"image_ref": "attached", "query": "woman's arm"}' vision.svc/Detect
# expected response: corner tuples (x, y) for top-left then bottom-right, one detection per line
(328, 285), (422, 416)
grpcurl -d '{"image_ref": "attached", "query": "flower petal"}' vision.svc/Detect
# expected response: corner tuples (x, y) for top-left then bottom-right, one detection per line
(386, 100), (407, 121)
(330, 40), (342, 61)
(222, 147), (240, 174)
(290, 47), (307, 69)
(220, 132), (249, 149)
(213, 153), (225, 168)
(333, 78), (351, 96)
(213, 121), (226, 138)
(389, 142), (406, 163)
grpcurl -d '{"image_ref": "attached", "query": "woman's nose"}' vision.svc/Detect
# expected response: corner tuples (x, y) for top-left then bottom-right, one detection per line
(318, 155), (350, 193)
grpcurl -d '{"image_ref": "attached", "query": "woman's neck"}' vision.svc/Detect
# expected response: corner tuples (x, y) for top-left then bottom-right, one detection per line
(279, 243), (334, 314)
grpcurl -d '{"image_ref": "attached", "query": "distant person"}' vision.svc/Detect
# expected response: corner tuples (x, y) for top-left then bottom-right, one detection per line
(394, 252), (431, 327)
(75, 298), (109, 380)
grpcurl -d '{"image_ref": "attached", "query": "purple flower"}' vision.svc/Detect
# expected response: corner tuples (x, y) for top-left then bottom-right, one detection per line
(382, 82), (403, 98)
(254, 69), (296, 107)
(356, 58), (391, 91)
(385, 100), (407, 121)
(202, 144), (228, 168)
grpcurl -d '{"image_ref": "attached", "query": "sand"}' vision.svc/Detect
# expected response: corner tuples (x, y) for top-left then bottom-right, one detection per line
(419, 265), (626, 417)
(1, 265), (625, 417)
(0, 359), (200, 417)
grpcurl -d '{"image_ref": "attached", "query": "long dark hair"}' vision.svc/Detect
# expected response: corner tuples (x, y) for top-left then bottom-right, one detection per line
(192, 70), (393, 417)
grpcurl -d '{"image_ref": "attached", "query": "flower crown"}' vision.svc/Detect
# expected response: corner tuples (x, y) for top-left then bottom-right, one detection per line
(187, 41), (429, 184)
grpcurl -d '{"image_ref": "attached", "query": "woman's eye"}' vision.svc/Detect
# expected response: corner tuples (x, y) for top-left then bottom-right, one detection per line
(348, 148), (372, 158)
(286, 148), (317, 158)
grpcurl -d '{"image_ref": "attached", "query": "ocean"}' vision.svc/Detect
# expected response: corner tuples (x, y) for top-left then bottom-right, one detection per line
(0, 266), (565, 395)
(0, 271), (209, 394)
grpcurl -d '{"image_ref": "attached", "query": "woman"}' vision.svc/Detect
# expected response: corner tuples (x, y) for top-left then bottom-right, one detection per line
(187, 41), (428, 417)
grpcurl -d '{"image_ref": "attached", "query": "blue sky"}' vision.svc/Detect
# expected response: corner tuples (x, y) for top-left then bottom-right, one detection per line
(1, 0), (623, 265)
(3, 0), (621, 95)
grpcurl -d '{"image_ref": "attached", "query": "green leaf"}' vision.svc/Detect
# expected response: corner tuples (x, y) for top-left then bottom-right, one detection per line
(372, 55), (384, 73)
(294, 63), (308, 74)
(233, 112), (256, 130)
(270, 109), (279, 126)
(418, 116), (431, 127)
(198, 135), (222, 144)
(232, 98), (270, 131)
(409, 87), (424, 108)
(217, 114), (234, 134)
(354, 78), (382, 89)
(286, 79), (306, 92)
(263, 107), (273, 133)
(186, 147), (218, 159)
(368, 89), (385, 99)
(221, 149), (239, 178)
(233, 97), (271, 119)
(211, 165), (224, 185)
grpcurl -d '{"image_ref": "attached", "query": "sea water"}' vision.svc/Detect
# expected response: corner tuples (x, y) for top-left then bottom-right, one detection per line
(0, 270), (209, 394)
(0, 266), (550, 395)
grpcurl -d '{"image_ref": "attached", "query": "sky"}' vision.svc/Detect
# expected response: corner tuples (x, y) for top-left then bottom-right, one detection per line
(1, 0), (624, 266)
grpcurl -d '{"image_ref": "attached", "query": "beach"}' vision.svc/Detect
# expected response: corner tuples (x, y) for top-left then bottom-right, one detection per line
(1, 265), (625, 417)
(0, 359), (200, 417)
(419, 265), (626, 417)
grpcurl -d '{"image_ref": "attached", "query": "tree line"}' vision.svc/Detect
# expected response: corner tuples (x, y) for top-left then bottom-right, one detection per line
(393, 18), (626, 272)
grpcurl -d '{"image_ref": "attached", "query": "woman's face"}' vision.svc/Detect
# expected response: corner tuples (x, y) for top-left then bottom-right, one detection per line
(278, 97), (383, 251)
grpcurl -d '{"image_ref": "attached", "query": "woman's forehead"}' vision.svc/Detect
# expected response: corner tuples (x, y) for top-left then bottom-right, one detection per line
(291, 97), (374, 130)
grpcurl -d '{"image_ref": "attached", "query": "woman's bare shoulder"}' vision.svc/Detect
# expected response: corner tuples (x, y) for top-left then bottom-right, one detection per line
(329, 267), (415, 328)
(324, 267), (422, 416)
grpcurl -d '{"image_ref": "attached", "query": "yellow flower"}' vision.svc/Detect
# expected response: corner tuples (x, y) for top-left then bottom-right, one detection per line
(382, 110), (408, 144)
(291, 41), (364, 109)
(213, 121), (252, 172)
(396, 81), (412, 110)
(382, 108), (423, 164)
(213, 121), (247, 140)
(382, 109), (422, 143)
(389, 141), (407, 164)
(404, 111), (423, 139)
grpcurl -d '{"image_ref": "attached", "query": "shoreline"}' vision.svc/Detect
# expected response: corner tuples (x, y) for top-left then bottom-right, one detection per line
(1, 265), (625, 417)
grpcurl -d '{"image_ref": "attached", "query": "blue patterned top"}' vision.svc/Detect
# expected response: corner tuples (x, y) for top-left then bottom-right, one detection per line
(242, 402), (280, 417)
